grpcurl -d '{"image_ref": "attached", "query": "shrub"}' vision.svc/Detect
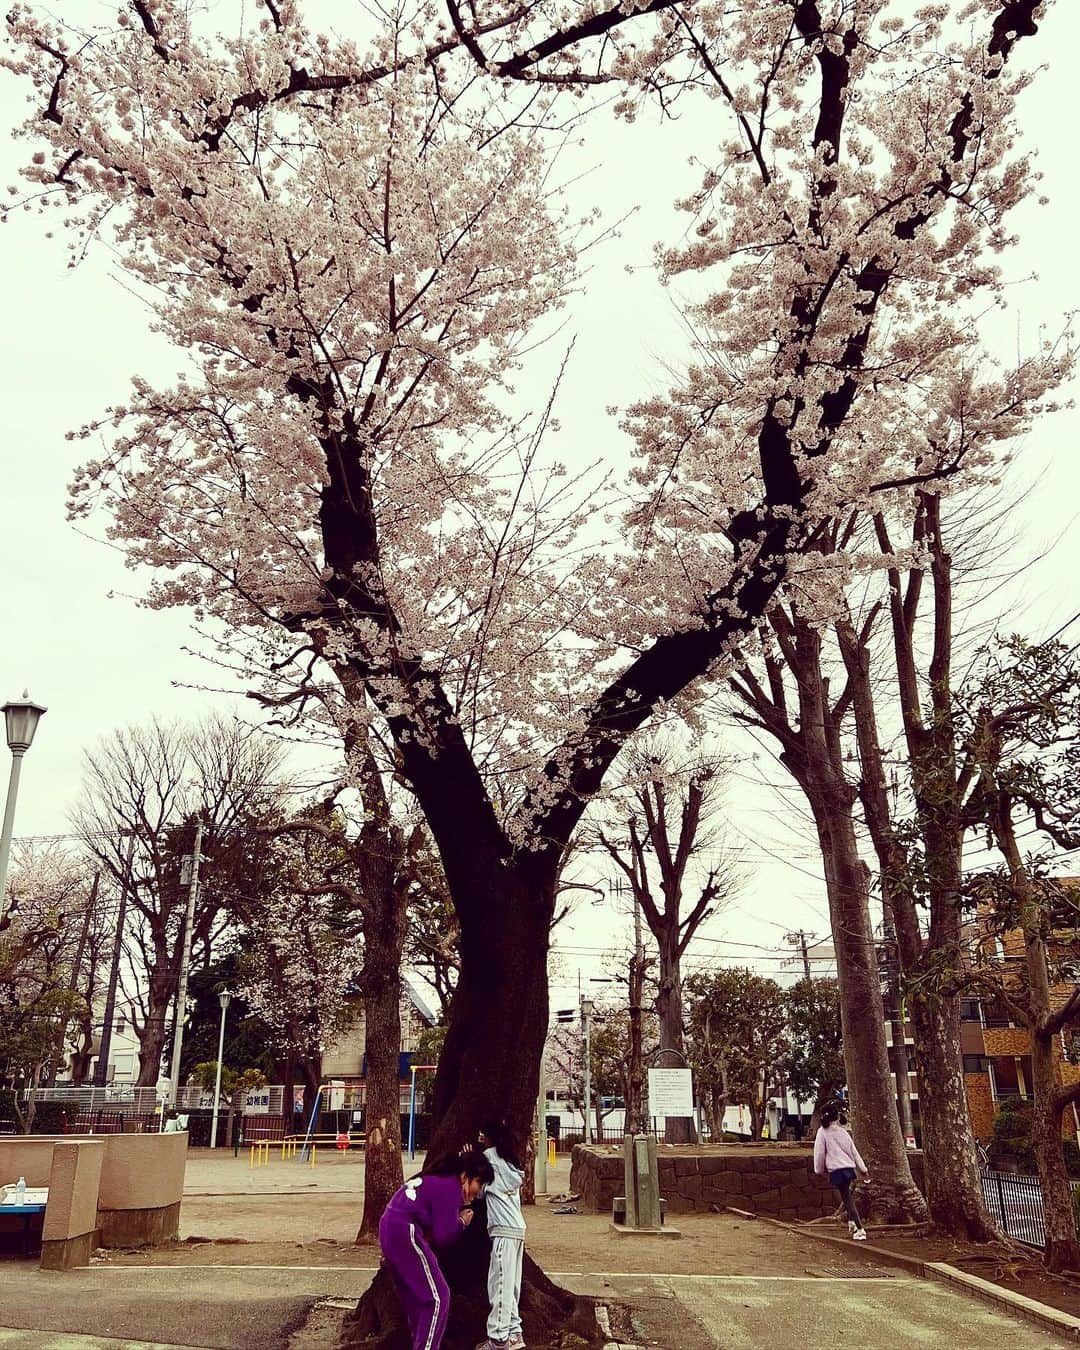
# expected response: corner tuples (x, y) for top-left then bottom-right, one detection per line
(28, 1100), (68, 1135)
(988, 1097), (1035, 1173)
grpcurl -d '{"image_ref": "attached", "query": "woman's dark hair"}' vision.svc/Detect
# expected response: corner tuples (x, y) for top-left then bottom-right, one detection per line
(428, 1147), (495, 1184)
(819, 1101), (847, 1128)
(480, 1119), (522, 1170)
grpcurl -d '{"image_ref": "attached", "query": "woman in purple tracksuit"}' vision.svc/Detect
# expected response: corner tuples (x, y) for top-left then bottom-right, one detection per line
(813, 1100), (870, 1240)
(379, 1149), (495, 1350)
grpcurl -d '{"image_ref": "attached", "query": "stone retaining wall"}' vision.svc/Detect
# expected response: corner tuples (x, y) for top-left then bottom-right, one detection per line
(570, 1143), (838, 1220)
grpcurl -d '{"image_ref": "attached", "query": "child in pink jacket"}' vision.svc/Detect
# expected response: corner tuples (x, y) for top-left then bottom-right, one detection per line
(813, 1101), (869, 1240)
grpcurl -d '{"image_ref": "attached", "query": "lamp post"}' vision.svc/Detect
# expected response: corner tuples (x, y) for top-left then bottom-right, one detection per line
(168, 818), (204, 1108)
(209, 990), (232, 1149)
(0, 693), (47, 906)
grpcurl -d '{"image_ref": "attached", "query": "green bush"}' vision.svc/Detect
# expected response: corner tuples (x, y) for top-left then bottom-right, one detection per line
(988, 1097), (1035, 1173)
(988, 1097), (1080, 1177)
(28, 1101), (68, 1135)
(0, 1087), (17, 1133)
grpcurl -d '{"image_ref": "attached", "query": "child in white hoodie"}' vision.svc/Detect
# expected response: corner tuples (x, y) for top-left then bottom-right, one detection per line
(476, 1120), (526, 1350)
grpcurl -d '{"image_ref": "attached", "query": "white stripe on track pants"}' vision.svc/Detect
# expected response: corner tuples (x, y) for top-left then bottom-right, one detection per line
(486, 1234), (524, 1343)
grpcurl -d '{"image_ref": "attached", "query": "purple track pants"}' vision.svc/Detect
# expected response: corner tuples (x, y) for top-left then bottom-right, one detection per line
(379, 1214), (450, 1350)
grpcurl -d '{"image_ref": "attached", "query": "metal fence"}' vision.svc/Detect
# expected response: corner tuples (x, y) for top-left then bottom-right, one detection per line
(978, 1166), (1077, 1249)
(555, 1124), (696, 1152)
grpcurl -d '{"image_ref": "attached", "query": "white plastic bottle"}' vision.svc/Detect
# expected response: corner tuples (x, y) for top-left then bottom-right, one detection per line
(14, 1176), (26, 1205)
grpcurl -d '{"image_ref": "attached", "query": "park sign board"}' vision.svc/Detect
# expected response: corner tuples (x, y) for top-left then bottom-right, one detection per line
(647, 1067), (694, 1118)
(244, 1088), (271, 1114)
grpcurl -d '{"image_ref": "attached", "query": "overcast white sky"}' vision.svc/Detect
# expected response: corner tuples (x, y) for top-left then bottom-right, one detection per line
(1, 3), (1078, 1011)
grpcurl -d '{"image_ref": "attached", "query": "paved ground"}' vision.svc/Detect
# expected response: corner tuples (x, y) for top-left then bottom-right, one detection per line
(0, 1260), (1071, 1348)
(0, 1149), (1073, 1347)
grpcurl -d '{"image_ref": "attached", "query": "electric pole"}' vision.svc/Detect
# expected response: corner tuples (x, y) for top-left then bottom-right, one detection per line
(881, 907), (916, 1146)
(580, 995), (595, 1144)
(169, 818), (204, 1107)
(610, 876), (649, 1136)
(785, 929), (814, 980)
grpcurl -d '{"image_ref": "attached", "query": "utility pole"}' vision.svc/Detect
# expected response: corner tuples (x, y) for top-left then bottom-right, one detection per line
(94, 831), (137, 1088)
(881, 908), (916, 1146)
(534, 1058), (548, 1197)
(610, 876), (649, 1136)
(169, 818), (204, 1107)
(580, 995), (595, 1144)
(785, 929), (814, 979)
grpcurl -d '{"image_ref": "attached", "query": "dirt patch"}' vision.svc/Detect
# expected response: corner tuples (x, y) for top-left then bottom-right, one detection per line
(107, 1204), (875, 1281)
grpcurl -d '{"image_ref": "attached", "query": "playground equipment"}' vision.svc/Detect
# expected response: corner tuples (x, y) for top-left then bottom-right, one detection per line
(547, 1136), (556, 1166)
(249, 1141), (270, 1169)
(407, 1065), (437, 1160)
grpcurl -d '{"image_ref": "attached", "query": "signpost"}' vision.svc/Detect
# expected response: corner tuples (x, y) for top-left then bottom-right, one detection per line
(647, 1067), (694, 1120)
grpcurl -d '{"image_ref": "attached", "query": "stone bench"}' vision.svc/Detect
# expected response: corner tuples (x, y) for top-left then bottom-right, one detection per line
(0, 1130), (188, 1268)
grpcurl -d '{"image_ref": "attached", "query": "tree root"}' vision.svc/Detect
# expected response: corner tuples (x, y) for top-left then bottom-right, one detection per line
(341, 1223), (607, 1350)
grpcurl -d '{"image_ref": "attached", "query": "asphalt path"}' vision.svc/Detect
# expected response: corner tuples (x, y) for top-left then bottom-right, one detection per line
(0, 1263), (1074, 1349)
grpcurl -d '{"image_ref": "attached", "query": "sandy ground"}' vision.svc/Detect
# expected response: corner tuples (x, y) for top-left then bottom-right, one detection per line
(105, 1148), (875, 1279)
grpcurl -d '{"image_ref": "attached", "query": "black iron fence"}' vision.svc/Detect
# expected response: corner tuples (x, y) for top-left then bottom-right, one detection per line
(555, 1122), (721, 1152)
(978, 1166), (1077, 1249)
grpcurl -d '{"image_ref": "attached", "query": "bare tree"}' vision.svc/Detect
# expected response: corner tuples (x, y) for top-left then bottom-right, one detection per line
(592, 745), (737, 1143)
(73, 717), (285, 1084)
(729, 597), (928, 1223)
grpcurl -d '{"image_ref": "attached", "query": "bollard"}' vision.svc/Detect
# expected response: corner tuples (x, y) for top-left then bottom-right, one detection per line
(622, 1134), (637, 1228)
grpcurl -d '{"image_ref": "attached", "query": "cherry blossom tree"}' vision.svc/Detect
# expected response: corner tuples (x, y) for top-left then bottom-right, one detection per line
(2, 0), (1065, 1332)
(0, 845), (100, 1125)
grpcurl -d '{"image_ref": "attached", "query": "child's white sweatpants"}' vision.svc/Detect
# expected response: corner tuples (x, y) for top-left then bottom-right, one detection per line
(487, 1234), (524, 1343)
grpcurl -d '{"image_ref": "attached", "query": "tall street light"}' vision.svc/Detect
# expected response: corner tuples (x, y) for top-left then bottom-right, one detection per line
(209, 990), (232, 1149)
(0, 693), (47, 905)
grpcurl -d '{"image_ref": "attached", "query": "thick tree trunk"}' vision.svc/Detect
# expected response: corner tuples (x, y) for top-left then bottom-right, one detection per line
(135, 981), (172, 1086)
(907, 996), (995, 1238)
(656, 939), (696, 1143)
(428, 873), (552, 1158)
(344, 866), (607, 1347)
(299, 1056), (322, 1131)
(1030, 1030), (1080, 1272)
(356, 919), (405, 1241)
(810, 793), (926, 1223)
(838, 606), (995, 1239)
(996, 804), (1080, 1270)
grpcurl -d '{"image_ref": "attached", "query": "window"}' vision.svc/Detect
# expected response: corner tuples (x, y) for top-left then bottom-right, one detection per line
(958, 1000), (981, 1023)
(963, 1055), (992, 1075)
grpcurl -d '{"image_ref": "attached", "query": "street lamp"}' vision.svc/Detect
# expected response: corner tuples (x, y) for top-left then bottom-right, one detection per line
(209, 990), (232, 1149)
(0, 692), (47, 905)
